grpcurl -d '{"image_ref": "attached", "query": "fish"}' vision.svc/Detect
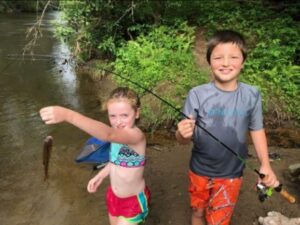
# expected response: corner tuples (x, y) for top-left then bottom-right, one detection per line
(43, 136), (53, 181)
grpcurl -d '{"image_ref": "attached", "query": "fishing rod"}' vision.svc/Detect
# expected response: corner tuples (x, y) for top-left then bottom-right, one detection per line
(97, 66), (261, 172)
(4, 54), (295, 203)
(95, 64), (296, 204)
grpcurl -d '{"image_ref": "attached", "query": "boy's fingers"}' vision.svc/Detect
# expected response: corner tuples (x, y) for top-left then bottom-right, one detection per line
(188, 115), (194, 120)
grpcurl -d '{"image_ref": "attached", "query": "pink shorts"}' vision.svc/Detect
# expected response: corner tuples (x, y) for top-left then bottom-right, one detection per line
(106, 186), (151, 223)
(189, 170), (243, 225)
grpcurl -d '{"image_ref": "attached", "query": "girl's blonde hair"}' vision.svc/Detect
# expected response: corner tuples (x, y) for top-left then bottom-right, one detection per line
(105, 87), (140, 111)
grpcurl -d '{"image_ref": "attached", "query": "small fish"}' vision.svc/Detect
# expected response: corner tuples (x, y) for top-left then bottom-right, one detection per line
(43, 136), (53, 181)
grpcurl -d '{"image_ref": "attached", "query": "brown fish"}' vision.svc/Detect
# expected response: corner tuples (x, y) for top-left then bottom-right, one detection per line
(43, 136), (53, 181)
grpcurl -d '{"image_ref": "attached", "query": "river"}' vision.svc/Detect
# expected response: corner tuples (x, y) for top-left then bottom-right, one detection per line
(1, 11), (299, 225)
(0, 12), (110, 225)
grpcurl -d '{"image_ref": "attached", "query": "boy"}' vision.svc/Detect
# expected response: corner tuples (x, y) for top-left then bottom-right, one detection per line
(175, 30), (278, 225)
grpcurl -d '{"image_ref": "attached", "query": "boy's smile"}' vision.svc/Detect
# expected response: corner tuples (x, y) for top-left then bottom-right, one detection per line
(210, 43), (244, 90)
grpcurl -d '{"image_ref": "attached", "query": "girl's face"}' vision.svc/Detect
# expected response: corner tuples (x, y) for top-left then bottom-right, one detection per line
(107, 99), (139, 129)
(210, 43), (244, 89)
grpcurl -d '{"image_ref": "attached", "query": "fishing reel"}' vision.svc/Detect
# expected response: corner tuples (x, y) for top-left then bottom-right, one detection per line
(256, 182), (283, 202)
(256, 183), (273, 202)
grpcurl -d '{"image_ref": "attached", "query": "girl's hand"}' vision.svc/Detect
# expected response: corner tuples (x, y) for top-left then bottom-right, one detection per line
(39, 106), (69, 124)
(259, 166), (279, 188)
(87, 176), (103, 193)
(177, 115), (195, 139)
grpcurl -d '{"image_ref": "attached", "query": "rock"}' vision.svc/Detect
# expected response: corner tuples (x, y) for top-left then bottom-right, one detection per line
(258, 211), (300, 225)
(288, 163), (300, 176)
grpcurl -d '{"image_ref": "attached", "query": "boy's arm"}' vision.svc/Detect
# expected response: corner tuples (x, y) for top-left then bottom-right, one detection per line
(250, 129), (279, 187)
(175, 116), (195, 144)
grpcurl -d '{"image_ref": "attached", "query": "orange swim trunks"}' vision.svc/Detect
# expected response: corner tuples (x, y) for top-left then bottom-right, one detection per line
(188, 170), (243, 225)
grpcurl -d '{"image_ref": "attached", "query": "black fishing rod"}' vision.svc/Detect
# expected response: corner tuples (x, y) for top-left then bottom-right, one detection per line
(97, 66), (258, 173)
(96, 64), (296, 204)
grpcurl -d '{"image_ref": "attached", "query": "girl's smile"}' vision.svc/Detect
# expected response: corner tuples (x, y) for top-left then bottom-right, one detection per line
(107, 99), (140, 129)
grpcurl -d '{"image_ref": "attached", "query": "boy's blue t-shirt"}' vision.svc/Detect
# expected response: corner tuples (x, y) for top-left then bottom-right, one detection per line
(183, 82), (263, 178)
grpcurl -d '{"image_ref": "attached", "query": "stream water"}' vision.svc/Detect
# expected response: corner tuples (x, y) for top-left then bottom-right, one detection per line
(0, 12), (109, 225)
(0, 11), (299, 225)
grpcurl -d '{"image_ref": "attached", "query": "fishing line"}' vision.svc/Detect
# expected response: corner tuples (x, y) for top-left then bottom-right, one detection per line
(96, 65), (262, 176)
(0, 60), (15, 75)
(98, 65), (297, 205)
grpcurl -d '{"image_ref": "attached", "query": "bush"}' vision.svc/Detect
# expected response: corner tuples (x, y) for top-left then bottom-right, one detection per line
(112, 22), (209, 127)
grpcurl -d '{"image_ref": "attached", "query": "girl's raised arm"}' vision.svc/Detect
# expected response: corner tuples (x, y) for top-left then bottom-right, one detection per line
(39, 106), (144, 145)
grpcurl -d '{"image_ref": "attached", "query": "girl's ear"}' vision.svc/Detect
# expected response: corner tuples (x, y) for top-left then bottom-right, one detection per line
(135, 108), (141, 119)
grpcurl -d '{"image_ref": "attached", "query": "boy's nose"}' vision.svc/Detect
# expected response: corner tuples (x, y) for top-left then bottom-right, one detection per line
(222, 57), (229, 66)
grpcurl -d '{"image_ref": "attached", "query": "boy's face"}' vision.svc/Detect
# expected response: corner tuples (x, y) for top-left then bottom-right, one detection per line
(210, 43), (244, 87)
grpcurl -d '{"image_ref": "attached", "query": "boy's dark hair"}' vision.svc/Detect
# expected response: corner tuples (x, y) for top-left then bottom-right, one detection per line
(206, 30), (247, 64)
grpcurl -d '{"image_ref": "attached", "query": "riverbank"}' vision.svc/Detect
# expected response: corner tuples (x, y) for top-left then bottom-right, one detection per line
(7, 129), (299, 225)
(87, 74), (300, 225)
(1, 73), (299, 225)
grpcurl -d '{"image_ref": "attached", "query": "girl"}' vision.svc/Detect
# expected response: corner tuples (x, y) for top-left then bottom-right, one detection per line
(40, 87), (150, 225)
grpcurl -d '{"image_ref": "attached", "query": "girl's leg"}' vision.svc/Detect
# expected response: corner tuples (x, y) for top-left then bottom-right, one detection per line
(108, 214), (118, 225)
(192, 208), (206, 225)
(116, 217), (137, 225)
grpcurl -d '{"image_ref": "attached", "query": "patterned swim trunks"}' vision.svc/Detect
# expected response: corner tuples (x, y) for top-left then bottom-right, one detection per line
(189, 170), (243, 225)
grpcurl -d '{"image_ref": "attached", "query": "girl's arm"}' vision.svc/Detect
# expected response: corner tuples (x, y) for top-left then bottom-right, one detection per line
(87, 163), (111, 193)
(250, 129), (279, 187)
(39, 106), (144, 145)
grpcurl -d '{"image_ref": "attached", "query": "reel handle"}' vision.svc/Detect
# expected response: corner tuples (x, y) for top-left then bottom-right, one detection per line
(255, 170), (296, 204)
(279, 189), (296, 204)
(274, 184), (296, 204)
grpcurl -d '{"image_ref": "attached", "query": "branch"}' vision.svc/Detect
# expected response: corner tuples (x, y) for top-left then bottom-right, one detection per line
(22, 0), (52, 55)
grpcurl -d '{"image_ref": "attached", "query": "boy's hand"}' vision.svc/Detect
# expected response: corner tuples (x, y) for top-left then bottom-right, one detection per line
(259, 166), (279, 188)
(39, 106), (69, 124)
(177, 115), (196, 139)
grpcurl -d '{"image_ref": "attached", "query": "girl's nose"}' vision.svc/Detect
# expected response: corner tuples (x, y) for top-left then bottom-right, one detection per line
(116, 118), (122, 125)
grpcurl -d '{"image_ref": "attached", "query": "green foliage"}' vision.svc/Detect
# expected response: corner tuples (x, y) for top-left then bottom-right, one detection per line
(191, 0), (300, 121)
(54, 0), (213, 60)
(56, 0), (300, 124)
(112, 22), (209, 126)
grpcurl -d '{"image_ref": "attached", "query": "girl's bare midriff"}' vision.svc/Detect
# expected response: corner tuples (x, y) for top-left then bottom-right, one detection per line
(110, 164), (145, 197)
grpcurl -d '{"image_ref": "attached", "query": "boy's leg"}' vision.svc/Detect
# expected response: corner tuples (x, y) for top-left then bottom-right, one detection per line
(188, 171), (211, 225)
(192, 208), (206, 225)
(205, 178), (243, 225)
